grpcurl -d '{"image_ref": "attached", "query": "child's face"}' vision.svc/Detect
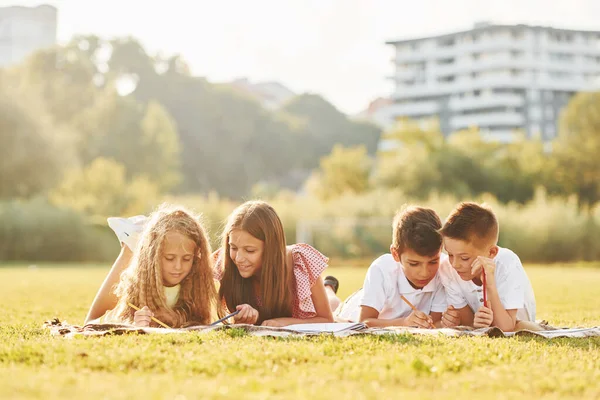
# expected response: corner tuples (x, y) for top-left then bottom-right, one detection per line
(229, 229), (264, 279)
(392, 247), (441, 289)
(161, 232), (196, 287)
(444, 237), (492, 281)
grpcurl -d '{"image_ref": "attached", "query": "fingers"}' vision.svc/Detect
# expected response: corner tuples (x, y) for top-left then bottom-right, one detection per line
(408, 311), (434, 329)
(133, 306), (153, 327)
(441, 307), (460, 327)
(478, 305), (493, 316)
(478, 256), (496, 278)
(474, 306), (493, 328)
(416, 310), (435, 328)
(471, 258), (482, 277)
(234, 304), (259, 324)
(410, 316), (432, 329)
(234, 304), (249, 323)
(248, 307), (259, 324)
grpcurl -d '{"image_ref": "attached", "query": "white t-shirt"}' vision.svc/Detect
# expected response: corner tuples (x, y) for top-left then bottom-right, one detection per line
(336, 253), (448, 322)
(439, 247), (536, 321)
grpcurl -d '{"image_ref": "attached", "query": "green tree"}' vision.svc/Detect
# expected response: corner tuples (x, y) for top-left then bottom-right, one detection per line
(374, 119), (444, 199)
(50, 157), (159, 218)
(282, 94), (381, 169)
(551, 91), (600, 213)
(10, 35), (383, 198)
(307, 145), (372, 200)
(0, 84), (65, 199)
(70, 90), (181, 191)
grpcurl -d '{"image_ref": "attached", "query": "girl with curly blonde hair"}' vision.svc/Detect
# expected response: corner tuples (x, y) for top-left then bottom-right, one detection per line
(85, 204), (219, 328)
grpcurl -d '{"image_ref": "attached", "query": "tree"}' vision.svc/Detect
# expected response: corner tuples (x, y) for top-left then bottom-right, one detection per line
(373, 119), (445, 199)
(0, 83), (66, 199)
(307, 145), (372, 200)
(70, 90), (182, 191)
(282, 94), (381, 169)
(551, 91), (600, 213)
(8, 35), (384, 198)
(49, 157), (159, 218)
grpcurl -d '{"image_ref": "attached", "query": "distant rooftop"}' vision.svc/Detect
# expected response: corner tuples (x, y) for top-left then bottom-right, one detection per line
(386, 22), (600, 45)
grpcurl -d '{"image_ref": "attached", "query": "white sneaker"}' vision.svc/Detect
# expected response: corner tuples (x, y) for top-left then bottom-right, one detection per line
(107, 215), (148, 251)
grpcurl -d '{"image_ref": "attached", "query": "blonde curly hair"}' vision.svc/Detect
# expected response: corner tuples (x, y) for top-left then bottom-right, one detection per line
(112, 203), (220, 327)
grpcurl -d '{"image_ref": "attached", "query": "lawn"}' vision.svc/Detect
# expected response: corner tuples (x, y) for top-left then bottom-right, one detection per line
(1, 263), (599, 399)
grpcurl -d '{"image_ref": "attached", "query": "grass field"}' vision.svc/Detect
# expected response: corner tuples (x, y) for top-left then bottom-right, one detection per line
(1, 263), (600, 399)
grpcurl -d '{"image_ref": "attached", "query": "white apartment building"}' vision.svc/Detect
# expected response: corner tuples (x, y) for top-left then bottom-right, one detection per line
(375, 22), (600, 144)
(0, 4), (57, 68)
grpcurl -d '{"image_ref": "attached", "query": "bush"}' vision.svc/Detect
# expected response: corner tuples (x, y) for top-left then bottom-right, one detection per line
(170, 188), (600, 263)
(0, 198), (117, 262)
(4, 189), (599, 263)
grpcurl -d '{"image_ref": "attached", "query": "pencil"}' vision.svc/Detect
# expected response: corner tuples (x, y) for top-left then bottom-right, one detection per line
(482, 269), (488, 308)
(127, 302), (172, 329)
(210, 309), (241, 326)
(400, 295), (435, 328)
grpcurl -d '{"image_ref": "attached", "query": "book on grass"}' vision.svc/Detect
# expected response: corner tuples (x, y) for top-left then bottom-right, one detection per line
(283, 322), (366, 334)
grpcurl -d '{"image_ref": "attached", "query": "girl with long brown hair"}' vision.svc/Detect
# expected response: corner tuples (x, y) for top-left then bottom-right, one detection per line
(215, 200), (333, 327)
(85, 204), (219, 328)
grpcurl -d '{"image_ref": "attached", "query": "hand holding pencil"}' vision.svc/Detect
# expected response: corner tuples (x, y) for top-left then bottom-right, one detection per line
(401, 295), (435, 329)
(128, 303), (171, 329)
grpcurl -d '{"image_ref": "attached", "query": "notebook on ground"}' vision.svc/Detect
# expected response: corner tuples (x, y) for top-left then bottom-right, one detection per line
(284, 322), (366, 333)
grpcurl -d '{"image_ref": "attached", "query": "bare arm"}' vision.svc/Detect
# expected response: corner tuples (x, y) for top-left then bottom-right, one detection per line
(360, 305), (433, 329)
(261, 276), (334, 326)
(431, 311), (443, 328)
(487, 286), (518, 331)
(458, 305), (475, 327)
(84, 245), (133, 324)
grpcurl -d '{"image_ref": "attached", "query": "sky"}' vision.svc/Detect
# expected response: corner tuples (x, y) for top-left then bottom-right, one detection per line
(3, 0), (600, 114)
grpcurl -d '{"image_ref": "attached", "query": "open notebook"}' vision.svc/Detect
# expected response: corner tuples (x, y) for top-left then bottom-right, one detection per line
(284, 322), (366, 334)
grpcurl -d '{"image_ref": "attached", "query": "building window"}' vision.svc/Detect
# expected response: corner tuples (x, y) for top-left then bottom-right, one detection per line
(545, 91), (554, 101)
(528, 89), (540, 101)
(546, 123), (556, 136)
(546, 106), (554, 119)
(529, 106), (541, 121)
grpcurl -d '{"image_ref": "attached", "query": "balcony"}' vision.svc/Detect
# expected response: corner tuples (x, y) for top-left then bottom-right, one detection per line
(394, 38), (527, 63)
(450, 111), (524, 130)
(449, 94), (524, 111)
(393, 76), (532, 99)
(381, 101), (439, 117)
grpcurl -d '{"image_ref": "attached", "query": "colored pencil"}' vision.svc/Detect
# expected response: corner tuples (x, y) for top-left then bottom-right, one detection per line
(210, 309), (241, 326)
(482, 269), (488, 308)
(127, 302), (171, 329)
(400, 295), (435, 328)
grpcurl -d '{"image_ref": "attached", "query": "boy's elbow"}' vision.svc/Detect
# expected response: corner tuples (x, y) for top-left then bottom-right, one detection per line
(497, 320), (517, 332)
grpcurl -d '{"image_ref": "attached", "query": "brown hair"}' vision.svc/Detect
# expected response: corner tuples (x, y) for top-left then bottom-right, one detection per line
(392, 206), (443, 257)
(440, 202), (499, 247)
(218, 200), (294, 323)
(112, 204), (219, 327)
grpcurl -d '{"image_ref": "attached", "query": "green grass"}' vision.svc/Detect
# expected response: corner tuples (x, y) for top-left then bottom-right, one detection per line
(1, 264), (599, 399)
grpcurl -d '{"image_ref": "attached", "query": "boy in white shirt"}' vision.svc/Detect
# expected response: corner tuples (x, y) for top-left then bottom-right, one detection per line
(336, 206), (460, 329)
(439, 202), (536, 332)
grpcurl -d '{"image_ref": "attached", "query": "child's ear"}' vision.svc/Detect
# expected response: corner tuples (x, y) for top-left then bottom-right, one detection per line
(488, 245), (499, 258)
(390, 245), (401, 262)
